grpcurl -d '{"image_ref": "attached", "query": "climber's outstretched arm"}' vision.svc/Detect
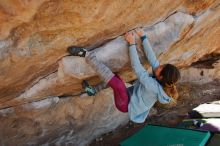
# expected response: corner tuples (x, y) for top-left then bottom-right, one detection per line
(125, 31), (158, 89)
(135, 28), (160, 70)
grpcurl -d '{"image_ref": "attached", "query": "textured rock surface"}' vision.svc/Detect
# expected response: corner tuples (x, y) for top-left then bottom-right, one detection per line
(0, 0), (219, 145)
(0, 0), (219, 107)
(181, 59), (220, 83)
(0, 88), (129, 146)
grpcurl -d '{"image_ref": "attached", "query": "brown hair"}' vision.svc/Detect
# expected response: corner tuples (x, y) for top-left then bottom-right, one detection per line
(160, 64), (181, 87)
(160, 64), (181, 99)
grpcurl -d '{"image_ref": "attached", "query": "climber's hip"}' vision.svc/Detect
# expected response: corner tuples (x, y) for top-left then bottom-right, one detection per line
(107, 75), (130, 113)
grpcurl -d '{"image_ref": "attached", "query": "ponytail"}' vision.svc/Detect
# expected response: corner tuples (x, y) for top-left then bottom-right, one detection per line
(155, 84), (179, 109)
(163, 83), (178, 100)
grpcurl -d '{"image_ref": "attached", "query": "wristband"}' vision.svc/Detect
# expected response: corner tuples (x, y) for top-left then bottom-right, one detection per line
(141, 35), (147, 41)
(129, 43), (137, 46)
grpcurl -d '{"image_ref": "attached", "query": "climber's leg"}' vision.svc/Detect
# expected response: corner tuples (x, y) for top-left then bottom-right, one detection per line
(108, 76), (129, 112)
(67, 46), (97, 96)
(67, 46), (113, 83)
(67, 46), (129, 112)
(93, 82), (108, 93)
(81, 80), (97, 96)
(85, 51), (114, 83)
(85, 52), (129, 112)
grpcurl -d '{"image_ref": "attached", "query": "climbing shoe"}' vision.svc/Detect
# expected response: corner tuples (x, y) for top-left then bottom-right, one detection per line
(82, 80), (96, 96)
(67, 46), (87, 57)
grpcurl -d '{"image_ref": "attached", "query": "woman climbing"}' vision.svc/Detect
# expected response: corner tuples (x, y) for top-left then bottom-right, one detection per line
(67, 28), (180, 123)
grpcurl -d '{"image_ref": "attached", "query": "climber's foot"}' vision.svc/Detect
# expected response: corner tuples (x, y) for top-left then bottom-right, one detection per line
(82, 80), (96, 96)
(67, 46), (87, 57)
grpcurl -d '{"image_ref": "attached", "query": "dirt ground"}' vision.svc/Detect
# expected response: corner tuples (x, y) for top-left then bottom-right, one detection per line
(90, 80), (220, 146)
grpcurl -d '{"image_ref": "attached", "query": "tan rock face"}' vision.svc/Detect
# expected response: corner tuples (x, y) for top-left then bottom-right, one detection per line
(0, 0), (219, 104)
(0, 0), (219, 145)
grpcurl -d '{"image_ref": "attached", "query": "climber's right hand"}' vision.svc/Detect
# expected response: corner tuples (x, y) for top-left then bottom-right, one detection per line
(125, 31), (135, 45)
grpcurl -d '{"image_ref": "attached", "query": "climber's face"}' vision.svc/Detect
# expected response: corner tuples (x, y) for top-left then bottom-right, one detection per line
(155, 65), (164, 81)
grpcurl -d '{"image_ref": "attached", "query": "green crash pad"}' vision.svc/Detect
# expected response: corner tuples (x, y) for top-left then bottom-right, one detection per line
(120, 125), (211, 146)
(206, 134), (220, 146)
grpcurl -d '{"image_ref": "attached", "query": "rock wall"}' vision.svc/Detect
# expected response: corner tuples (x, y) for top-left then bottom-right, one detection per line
(0, 0), (219, 146)
(0, 88), (129, 146)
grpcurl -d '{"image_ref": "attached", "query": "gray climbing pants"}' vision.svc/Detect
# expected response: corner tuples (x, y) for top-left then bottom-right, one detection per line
(85, 52), (130, 112)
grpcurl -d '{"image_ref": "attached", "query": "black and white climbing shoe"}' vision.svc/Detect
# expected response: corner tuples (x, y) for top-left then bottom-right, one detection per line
(67, 46), (87, 57)
(82, 80), (97, 96)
